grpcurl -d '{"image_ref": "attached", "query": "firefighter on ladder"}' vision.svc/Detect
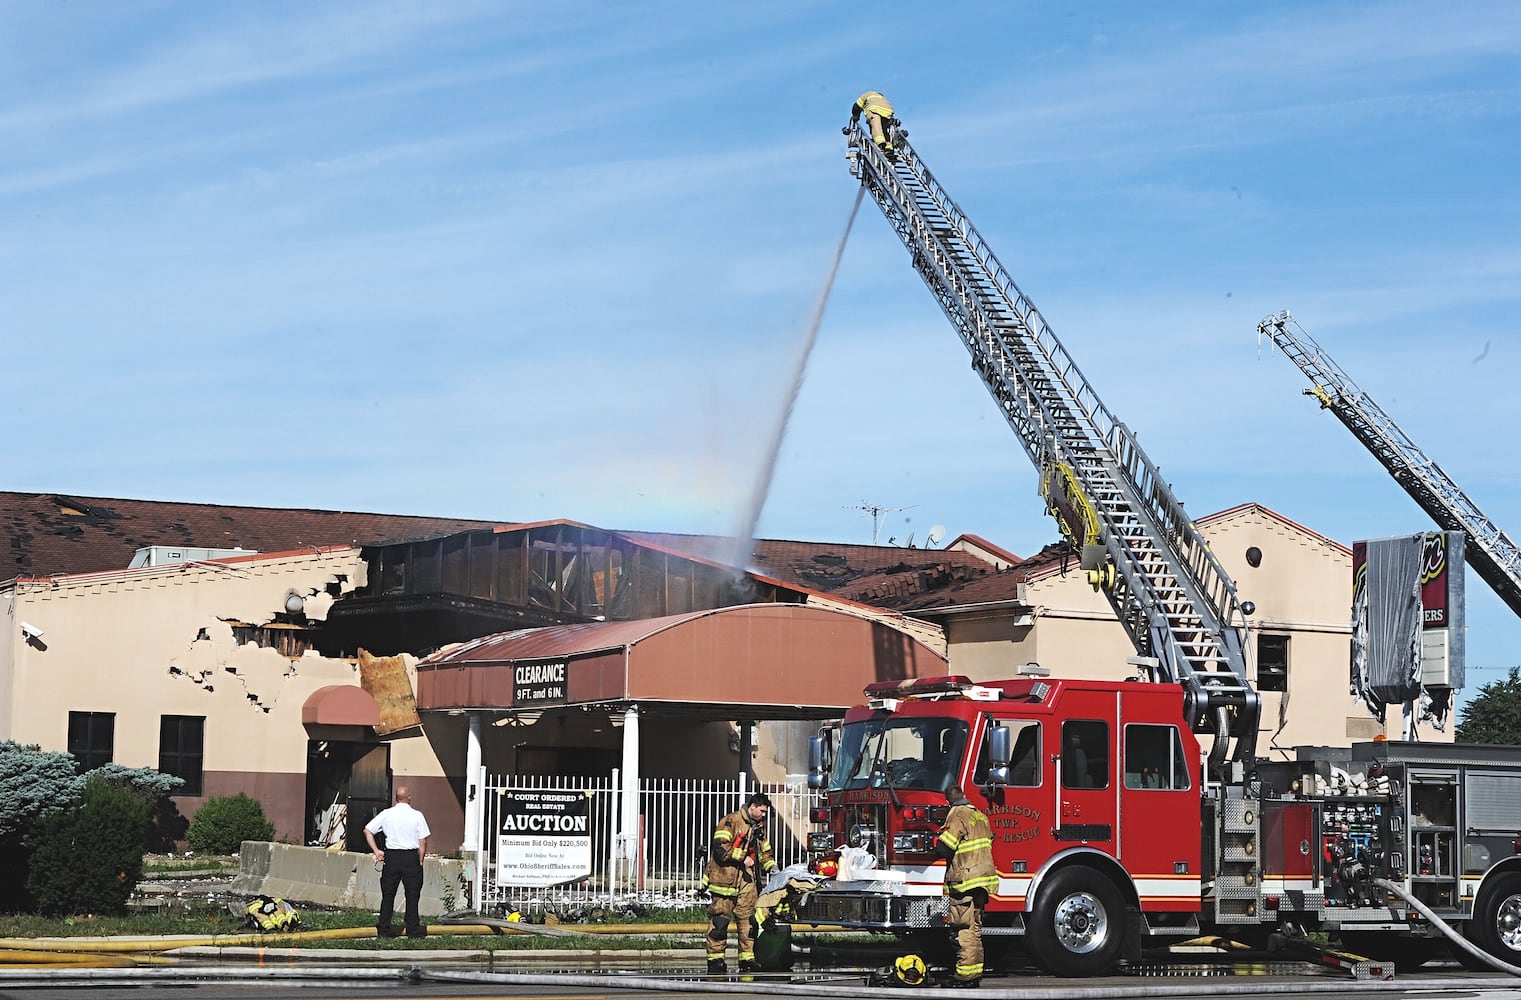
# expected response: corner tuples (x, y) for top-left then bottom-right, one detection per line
(703, 791), (776, 974)
(935, 785), (999, 986)
(846, 90), (897, 157)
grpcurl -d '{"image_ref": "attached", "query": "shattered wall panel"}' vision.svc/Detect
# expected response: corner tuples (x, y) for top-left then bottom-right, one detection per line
(358, 648), (423, 736)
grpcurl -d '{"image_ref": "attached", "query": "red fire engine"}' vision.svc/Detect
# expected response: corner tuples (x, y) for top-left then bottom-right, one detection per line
(795, 112), (1521, 978)
(798, 670), (1521, 975)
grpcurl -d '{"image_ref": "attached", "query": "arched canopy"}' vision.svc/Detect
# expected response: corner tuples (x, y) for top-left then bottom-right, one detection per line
(302, 684), (382, 727)
(416, 603), (947, 720)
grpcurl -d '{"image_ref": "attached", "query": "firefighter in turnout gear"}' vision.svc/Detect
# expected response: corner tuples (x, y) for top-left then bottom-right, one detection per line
(935, 785), (998, 986)
(848, 90), (896, 156)
(704, 791), (776, 974)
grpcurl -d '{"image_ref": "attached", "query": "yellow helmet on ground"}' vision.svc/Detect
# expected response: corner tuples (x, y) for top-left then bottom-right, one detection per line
(893, 953), (927, 986)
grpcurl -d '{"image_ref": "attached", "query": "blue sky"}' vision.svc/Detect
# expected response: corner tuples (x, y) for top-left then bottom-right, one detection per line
(5, 3), (1521, 683)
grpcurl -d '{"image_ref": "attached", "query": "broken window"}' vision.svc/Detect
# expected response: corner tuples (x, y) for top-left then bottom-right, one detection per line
(1258, 634), (1289, 692)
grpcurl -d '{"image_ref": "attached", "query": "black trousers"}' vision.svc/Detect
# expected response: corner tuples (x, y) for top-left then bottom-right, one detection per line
(378, 849), (424, 935)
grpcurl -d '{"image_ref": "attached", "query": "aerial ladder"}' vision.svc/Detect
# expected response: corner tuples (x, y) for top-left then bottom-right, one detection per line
(1258, 308), (1521, 618)
(844, 120), (1260, 776)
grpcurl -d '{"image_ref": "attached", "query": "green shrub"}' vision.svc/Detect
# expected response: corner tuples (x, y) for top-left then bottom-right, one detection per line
(0, 741), (84, 839)
(86, 763), (188, 852)
(24, 778), (149, 916)
(0, 741), (88, 911)
(187, 793), (274, 854)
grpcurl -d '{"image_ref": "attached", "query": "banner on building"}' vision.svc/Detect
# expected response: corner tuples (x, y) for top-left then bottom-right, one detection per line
(496, 789), (592, 887)
(1350, 530), (1465, 732)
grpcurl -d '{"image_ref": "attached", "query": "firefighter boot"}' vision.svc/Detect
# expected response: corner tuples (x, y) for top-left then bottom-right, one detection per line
(707, 958), (727, 975)
(738, 960), (756, 973)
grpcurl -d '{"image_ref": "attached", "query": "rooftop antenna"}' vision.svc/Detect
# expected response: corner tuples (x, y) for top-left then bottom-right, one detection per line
(846, 502), (917, 545)
(926, 524), (946, 548)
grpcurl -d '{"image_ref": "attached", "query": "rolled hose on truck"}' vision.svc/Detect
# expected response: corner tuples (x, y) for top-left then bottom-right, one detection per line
(1370, 877), (1521, 976)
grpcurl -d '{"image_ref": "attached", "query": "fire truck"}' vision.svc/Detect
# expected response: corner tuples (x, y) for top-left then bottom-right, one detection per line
(781, 113), (1521, 977)
(796, 672), (1521, 976)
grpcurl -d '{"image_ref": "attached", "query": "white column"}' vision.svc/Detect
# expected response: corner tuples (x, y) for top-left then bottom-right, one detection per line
(619, 705), (641, 882)
(462, 713), (483, 852)
(739, 719), (755, 784)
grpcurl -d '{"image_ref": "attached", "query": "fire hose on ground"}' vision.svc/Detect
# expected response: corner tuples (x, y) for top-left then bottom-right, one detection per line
(1371, 877), (1521, 976)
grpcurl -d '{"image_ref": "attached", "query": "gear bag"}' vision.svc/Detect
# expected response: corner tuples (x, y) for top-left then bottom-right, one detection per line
(245, 894), (301, 931)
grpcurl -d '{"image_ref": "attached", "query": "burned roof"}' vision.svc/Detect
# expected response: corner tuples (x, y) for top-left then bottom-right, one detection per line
(617, 531), (1009, 597)
(1, 492), (504, 579)
(1, 491), (1054, 619)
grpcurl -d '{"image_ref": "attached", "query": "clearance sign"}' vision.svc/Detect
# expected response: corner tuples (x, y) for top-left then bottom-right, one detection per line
(497, 789), (592, 887)
(513, 661), (567, 706)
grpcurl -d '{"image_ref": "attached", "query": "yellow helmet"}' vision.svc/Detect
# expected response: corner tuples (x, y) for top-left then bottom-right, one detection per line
(893, 953), (927, 986)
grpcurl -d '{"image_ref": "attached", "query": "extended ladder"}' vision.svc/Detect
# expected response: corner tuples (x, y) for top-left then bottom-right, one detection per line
(846, 124), (1259, 769)
(1259, 309), (1521, 618)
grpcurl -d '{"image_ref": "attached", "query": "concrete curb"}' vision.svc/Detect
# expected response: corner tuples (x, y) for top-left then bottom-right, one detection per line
(231, 843), (467, 916)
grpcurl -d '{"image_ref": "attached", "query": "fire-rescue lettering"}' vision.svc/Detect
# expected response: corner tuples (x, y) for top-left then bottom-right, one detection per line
(990, 811), (1042, 844)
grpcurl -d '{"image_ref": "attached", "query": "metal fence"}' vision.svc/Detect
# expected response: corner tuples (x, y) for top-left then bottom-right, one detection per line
(473, 770), (814, 913)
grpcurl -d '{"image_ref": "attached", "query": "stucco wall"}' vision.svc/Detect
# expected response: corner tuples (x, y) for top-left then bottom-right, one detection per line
(939, 506), (1451, 756)
(1, 549), (455, 845)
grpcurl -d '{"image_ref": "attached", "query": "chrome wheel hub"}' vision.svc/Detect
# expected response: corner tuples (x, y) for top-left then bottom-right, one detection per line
(1497, 893), (1521, 952)
(1053, 891), (1108, 953)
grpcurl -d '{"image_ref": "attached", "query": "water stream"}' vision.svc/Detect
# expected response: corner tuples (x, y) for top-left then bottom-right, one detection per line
(722, 187), (866, 571)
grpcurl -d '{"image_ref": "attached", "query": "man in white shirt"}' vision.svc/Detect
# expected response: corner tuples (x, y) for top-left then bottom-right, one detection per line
(364, 785), (432, 938)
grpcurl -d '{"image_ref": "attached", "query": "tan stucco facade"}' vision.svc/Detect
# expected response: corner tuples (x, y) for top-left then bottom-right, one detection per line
(0, 503), (1455, 858)
(0, 548), (458, 846)
(933, 505), (1452, 757)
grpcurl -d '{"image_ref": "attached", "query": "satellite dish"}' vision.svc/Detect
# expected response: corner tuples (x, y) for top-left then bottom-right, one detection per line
(926, 525), (946, 548)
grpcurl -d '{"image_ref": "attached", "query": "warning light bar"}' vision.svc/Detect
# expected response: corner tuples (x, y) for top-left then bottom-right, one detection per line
(862, 676), (1003, 704)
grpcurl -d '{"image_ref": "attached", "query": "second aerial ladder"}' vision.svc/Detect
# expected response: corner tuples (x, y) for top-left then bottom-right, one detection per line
(1258, 308), (1521, 619)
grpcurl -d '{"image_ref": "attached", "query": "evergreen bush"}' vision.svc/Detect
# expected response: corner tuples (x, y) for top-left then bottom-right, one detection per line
(187, 793), (275, 853)
(86, 763), (187, 852)
(0, 741), (84, 838)
(24, 778), (149, 916)
(0, 741), (87, 911)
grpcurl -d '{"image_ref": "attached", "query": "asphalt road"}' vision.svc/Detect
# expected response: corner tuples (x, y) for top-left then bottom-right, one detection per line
(0, 964), (1517, 1000)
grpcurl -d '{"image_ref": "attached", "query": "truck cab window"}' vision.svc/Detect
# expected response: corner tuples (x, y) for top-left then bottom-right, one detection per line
(1123, 723), (1190, 790)
(975, 720), (1041, 787)
(1061, 720), (1108, 789)
(828, 716), (970, 793)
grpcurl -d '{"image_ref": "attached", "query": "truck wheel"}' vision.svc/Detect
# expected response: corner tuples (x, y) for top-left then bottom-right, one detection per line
(1473, 871), (1521, 965)
(1026, 867), (1125, 977)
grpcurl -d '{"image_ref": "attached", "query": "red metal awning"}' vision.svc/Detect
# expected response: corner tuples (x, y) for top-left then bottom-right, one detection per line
(415, 603), (947, 720)
(302, 684), (382, 727)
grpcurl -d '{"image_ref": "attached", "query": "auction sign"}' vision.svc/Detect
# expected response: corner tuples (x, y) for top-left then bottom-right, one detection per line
(496, 789), (592, 887)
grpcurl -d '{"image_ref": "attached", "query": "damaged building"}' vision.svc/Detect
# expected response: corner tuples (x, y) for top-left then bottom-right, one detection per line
(0, 491), (1423, 854)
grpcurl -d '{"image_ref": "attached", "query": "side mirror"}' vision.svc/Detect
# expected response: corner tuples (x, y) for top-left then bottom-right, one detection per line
(808, 735), (827, 790)
(987, 725), (1013, 786)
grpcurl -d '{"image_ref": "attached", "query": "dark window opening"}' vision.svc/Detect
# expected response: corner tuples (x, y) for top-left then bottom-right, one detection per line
(1258, 633), (1289, 692)
(159, 715), (205, 796)
(67, 711), (115, 772)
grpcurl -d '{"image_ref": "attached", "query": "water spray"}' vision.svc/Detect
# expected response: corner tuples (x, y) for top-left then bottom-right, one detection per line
(724, 187), (867, 571)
